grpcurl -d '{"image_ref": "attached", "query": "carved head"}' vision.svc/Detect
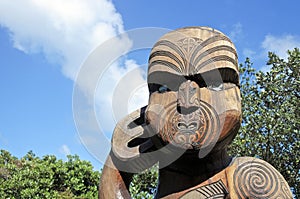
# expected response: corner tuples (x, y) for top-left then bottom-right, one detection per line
(112, 27), (242, 169)
(145, 27), (241, 152)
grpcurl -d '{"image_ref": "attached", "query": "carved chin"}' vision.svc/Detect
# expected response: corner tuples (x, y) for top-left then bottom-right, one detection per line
(148, 101), (221, 150)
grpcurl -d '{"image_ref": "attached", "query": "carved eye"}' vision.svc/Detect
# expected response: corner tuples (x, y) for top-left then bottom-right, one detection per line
(158, 85), (169, 93)
(207, 81), (224, 91)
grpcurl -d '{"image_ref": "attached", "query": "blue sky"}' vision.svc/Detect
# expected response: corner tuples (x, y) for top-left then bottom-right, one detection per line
(0, 0), (299, 169)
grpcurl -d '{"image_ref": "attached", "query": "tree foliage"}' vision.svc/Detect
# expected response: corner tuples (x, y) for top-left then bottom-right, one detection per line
(229, 48), (300, 197)
(0, 150), (101, 198)
(129, 164), (158, 199)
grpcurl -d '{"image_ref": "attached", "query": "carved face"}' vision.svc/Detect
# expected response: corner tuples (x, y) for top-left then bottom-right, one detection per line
(145, 27), (241, 151)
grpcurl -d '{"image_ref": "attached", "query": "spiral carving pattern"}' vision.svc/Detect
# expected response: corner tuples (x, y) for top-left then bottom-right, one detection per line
(233, 160), (291, 198)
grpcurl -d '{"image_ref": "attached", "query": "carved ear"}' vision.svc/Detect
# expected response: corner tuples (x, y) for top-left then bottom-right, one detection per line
(111, 106), (157, 172)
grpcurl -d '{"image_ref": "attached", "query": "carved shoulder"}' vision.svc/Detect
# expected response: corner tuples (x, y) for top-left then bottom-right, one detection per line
(226, 157), (293, 198)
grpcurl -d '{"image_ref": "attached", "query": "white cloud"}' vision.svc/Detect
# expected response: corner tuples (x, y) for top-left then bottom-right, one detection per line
(95, 59), (148, 133)
(242, 48), (256, 58)
(0, 0), (148, 128)
(72, 58), (149, 163)
(0, 0), (124, 80)
(59, 144), (71, 156)
(240, 34), (300, 72)
(258, 34), (300, 72)
(229, 23), (243, 42)
(128, 83), (148, 113)
(262, 34), (300, 60)
(0, 1), (150, 160)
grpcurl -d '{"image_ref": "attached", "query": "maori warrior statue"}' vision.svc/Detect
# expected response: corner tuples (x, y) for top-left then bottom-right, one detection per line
(99, 27), (293, 198)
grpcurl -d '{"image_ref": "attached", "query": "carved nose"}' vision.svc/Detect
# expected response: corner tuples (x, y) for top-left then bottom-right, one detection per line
(177, 80), (200, 114)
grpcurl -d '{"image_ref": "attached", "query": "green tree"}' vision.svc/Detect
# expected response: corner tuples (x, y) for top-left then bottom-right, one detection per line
(229, 48), (300, 197)
(129, 164), (158, 199)
(0, 150), (101, 198)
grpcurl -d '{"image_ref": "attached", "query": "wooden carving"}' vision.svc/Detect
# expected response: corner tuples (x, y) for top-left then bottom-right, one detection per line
(99, 27), (293, 198)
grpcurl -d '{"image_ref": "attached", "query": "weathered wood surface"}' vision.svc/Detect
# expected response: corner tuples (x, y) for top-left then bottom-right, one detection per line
(99, 154), (132, 199)
(99, 26), (293, 199)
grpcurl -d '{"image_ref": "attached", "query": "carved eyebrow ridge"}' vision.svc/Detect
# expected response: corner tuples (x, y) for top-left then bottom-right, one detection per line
(195, 55), (238, 73)
(152, 40), (186, 65)
(192, 45), (237, 68)
(148, 60), (182, 74)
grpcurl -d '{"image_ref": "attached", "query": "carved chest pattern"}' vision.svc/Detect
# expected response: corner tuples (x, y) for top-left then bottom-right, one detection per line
(179, 180), (229, 199)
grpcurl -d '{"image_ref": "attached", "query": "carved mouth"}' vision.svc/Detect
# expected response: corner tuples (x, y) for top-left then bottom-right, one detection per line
(177, 122), (198, 131)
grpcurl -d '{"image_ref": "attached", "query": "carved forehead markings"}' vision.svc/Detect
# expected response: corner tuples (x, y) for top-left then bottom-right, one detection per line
(149, 34), (238, 76)
(149, 40), (186, 74)
(177, 37), (203, 55)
